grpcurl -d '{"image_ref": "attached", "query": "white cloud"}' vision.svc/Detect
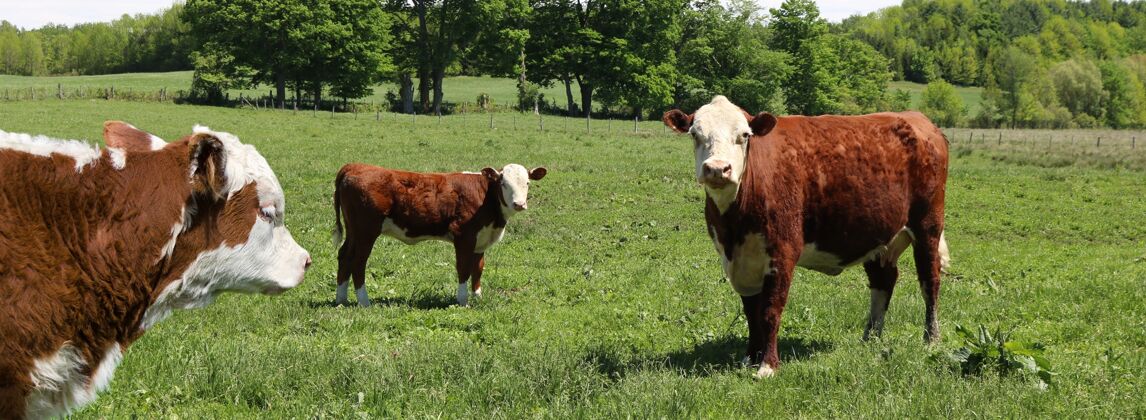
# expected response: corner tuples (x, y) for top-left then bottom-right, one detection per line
(2, 0), (181, 30)
(755, 0), (901, 22)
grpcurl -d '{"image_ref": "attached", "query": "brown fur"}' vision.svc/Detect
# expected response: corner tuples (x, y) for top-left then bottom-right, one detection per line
(0, 126), (259, 418)
(668, 109), (948, 372)
(333, 164), (510, 301)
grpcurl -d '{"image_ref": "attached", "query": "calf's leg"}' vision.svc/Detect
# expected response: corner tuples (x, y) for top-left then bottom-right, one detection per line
(470, 253), (485, 298)
(453, 242), (476, 306)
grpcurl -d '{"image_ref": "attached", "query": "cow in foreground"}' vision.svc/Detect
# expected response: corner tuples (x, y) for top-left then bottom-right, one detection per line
(0, 122), (311, 418)
(332, 163), (547, 307)
(664, 96), (950, 378)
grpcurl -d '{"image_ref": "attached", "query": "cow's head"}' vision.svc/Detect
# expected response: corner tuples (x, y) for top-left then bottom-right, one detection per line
(482, 164), (547, 214)
(104, 122), (311, 318)
(663, 96), (776, 209)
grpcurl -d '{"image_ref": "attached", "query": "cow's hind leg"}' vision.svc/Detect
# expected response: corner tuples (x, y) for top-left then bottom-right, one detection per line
(470, 253), (485, 298)
(911, 221), (944, 344)
(863, 260), (899, 340)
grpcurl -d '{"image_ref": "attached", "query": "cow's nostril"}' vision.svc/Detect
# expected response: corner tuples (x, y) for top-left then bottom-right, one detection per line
(304, 256), (313, 270)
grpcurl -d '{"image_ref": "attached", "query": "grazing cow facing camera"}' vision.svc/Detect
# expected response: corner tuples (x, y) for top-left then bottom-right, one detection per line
(664, 96), (950, 378)
(332, 163), (547, 307)
(0, 122), (311, 418)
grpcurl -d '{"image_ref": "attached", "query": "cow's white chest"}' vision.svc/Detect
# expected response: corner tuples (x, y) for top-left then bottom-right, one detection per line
(715, 233), (772, 296)
(381, 219), (449, 245)
(474, 223), (505, 253)
(25, 343), (122, 418)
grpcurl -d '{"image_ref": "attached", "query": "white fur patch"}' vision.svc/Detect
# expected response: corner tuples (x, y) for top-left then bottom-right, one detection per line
(864, 289), (892, 340)
(142, 217), (309, 330)
(107, 147), (127, 170)
(754, 363), (776, 378)
(148, 134), (166, 150)
(0, 129), (103, 171)
(336, 282), (349, 305)
(473, 223), (505, 254)
(25, 343), (122, 418)
(724, 234), (772, 296)
(938, 230), (951, 272)
(456, 282), (469, 306)
(499, 164), (532, 214)
(381, 218), (446, 244)
(796, 243), (846, 276)
(356, 287), (370, 307)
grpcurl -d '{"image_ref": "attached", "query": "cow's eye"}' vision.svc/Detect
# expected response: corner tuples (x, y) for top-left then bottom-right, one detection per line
(736, 132), (750, 144)
(258, 206), (276, 222)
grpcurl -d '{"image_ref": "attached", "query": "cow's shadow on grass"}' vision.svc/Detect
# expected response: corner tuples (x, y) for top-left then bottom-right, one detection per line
(306, 293), (456, 310)
(586, 335), (832, 379)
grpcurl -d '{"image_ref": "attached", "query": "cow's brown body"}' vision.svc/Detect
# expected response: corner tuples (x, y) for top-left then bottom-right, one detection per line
(0, 122), (309, 417)
(665, 97), (948, 377)
(333, 163), (545, 306)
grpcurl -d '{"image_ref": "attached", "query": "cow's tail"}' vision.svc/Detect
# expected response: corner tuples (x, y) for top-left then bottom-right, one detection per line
(938, 230), (951, 273)
(332, 170), (346, 248)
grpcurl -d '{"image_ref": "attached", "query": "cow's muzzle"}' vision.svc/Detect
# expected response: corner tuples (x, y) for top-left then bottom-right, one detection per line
(700, 160), (733, 187)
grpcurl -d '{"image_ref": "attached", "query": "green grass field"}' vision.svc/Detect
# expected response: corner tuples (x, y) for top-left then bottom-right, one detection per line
(1, 100), (1144, 417)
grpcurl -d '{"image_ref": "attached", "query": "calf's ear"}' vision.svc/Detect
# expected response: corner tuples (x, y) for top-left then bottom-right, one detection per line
(528, 167), (547, 180)
(104, 120), (165, 152)
(481, 167), (501, 182)
(749, 112), (777, 137)
(188, 133), (227, 202)
(662, 109), (693, 133)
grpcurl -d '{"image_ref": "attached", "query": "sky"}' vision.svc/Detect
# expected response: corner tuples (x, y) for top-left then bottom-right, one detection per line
(2, 0), (902, 30)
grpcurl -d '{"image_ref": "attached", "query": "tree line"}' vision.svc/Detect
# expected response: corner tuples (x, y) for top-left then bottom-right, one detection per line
(1, 0), (1145, 128)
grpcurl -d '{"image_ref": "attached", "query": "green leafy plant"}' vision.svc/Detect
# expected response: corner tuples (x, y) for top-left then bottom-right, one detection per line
(943, 324), (1055, 387)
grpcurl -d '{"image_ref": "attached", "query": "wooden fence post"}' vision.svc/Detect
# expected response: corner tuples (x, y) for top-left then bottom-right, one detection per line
(1097, 137), (1101, 147)
(634, 116), (638, 133)
(997, 132), (1002, 145)
(539, 114), (543, 131)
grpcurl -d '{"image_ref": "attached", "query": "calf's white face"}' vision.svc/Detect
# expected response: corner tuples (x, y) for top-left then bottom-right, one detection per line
(483, 164), (547, 214)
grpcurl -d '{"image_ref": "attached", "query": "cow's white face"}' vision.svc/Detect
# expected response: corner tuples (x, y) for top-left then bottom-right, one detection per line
(483, 164), (547, 215)
(143, 127), (311, 327)
(663, 96), (777, 213)
(180, 127), (310, 295)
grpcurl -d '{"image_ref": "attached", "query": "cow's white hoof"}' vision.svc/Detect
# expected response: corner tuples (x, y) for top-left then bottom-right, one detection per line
(472, 287), (482, 298)
(754, 364), (775, 379)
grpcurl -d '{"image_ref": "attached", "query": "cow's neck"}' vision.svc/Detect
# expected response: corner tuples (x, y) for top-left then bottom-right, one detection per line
(487, 180), (511, 226)
(705, 183), (741, 214)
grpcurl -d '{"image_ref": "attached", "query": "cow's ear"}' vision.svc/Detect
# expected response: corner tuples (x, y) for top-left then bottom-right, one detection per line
(481, 167), (501, 182)
(188, 133), (227, 202)
(662, 109), (693, 133)
(528, 167), (547, 181)
(104, 120), (164, 152)
(749, 112), (777, 137)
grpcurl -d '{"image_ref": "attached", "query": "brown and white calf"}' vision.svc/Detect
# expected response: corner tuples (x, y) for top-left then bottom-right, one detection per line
(664, 96), (950, 378)
(0, 122), (311, 418)
(332, 163), (547, 307)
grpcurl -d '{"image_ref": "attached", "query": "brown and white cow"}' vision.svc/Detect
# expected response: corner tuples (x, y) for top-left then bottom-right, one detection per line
(332, 163), (547, 307)
(664, 96), (950, 378)
(0, 122), (311, 418)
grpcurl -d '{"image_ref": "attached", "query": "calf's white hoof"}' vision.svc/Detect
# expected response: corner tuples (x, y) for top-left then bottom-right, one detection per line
(754, 364), (776, 379)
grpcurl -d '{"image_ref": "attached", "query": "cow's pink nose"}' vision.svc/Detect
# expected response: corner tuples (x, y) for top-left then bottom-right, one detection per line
(703, 160), (732, 180)
(513, 202), (527, 211)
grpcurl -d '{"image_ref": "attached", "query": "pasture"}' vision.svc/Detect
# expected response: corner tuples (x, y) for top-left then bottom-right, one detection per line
(1, 99), (1144, 417)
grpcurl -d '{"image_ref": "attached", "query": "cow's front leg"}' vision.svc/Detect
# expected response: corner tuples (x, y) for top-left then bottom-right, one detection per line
(454, 241), (475, 306)
(756, 256), (795, 378)
(741, 292), (765, 365)
(470, 253), (485, 298)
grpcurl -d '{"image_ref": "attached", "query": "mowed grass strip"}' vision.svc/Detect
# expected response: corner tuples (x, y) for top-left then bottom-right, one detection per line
(1, 101), (1144, 417)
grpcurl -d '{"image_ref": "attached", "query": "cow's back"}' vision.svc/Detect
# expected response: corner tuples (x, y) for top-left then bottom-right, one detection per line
(336, 163), (489, 237)
(743, 112), (947, 262)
